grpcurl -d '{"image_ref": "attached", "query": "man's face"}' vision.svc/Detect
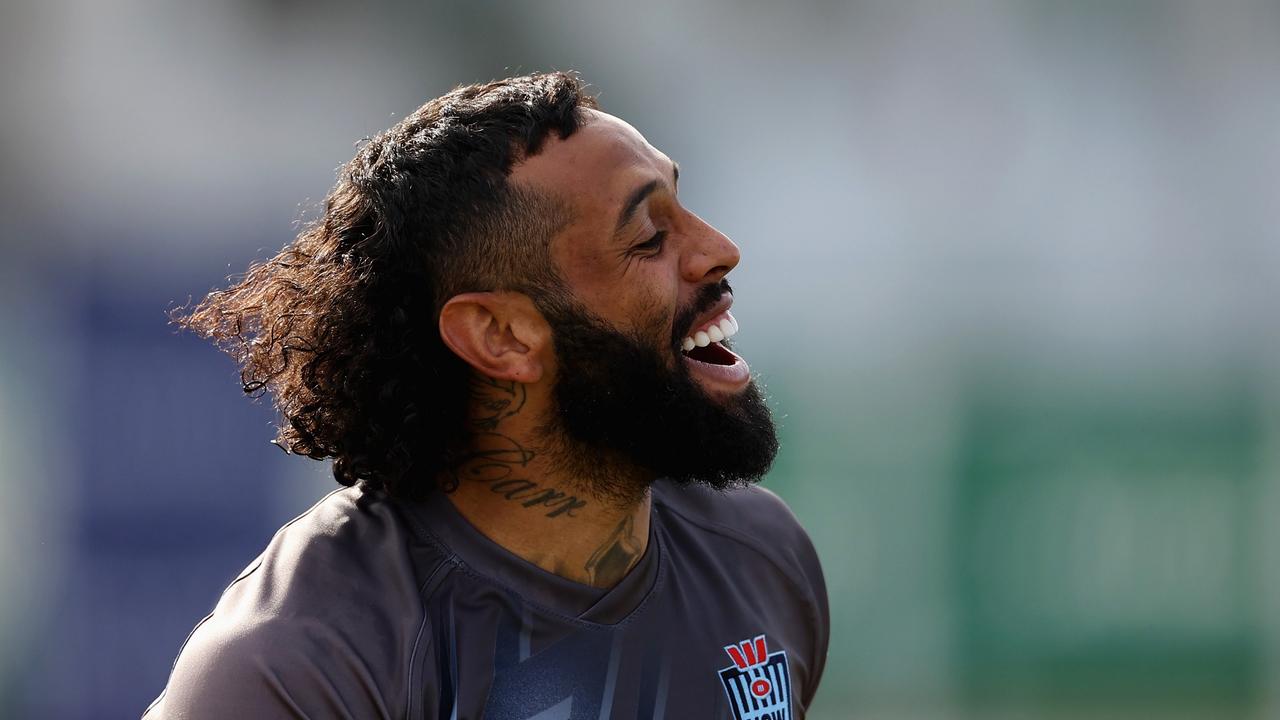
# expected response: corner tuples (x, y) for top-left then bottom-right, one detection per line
(511, 110), (778, 494)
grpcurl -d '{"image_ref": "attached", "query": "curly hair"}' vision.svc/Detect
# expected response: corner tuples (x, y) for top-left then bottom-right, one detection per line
(175, 72), (599, 499)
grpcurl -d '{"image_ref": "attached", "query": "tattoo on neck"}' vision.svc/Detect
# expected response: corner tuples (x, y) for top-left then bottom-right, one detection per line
(584, 514), (644, 587)
(469, 375), (526, 431)
(448, 375), (588, 519)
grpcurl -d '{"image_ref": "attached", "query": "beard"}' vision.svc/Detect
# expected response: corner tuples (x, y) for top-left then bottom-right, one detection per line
(535, 282), (778, 504)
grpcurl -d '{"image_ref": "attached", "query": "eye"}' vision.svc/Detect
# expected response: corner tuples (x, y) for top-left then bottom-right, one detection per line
(633, 230), (667, 255)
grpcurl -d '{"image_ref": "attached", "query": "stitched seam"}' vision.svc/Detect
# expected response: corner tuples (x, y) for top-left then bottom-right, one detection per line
(404, 561), (451, 720)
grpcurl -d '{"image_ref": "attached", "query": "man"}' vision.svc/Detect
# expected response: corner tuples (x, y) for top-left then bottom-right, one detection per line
(146, 72), (828, 720)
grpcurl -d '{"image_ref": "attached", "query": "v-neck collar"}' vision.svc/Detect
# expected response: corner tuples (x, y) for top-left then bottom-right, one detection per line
(402, 489), (663, 625)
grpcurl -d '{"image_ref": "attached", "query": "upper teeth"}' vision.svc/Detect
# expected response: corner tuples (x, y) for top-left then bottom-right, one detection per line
(681, 313), (738, 352)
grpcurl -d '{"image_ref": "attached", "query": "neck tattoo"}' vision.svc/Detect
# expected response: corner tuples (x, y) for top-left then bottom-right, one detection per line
(448, 375), (588, 519)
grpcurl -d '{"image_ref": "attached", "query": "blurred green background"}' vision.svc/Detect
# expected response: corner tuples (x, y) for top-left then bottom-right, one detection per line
(1, 1), (1277, 718)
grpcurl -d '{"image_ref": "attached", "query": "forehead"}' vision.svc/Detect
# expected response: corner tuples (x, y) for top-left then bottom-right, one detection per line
(510, 109), (671, 231)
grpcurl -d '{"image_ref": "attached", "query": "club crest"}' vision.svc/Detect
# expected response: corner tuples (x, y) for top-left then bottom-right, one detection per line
(718, 634), (792, 720)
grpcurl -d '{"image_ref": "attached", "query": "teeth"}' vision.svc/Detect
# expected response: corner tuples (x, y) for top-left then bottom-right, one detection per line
(680, 313), (741, 352)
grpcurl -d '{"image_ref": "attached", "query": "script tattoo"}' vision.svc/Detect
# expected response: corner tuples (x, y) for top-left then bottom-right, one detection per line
(584, 514), (644, 586)
(449, 375), (588, 519)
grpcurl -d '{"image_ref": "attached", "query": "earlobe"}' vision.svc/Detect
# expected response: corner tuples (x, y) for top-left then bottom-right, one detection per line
(438, 292), (548, 383)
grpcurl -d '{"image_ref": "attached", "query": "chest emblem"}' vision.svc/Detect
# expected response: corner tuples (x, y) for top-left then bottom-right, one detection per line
(718, 634), (792, 720)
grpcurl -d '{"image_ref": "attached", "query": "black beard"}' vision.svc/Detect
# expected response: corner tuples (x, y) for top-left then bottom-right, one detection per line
(537, 285), (778, 504)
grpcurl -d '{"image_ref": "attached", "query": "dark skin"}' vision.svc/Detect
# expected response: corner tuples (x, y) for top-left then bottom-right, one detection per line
(437, 110), (742, 588)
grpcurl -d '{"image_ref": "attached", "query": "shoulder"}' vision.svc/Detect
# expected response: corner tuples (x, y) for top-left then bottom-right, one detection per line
(651, 480), (825, 611)
(145, 487), (450, 719)
(652, 480), (830, 705)
(144, 609), (359, 719)
(652, 480), (816, 570)
(224, 486), (445, 625)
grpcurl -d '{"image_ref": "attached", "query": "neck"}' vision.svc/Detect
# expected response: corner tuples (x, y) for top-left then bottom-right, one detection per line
(440, 374), (652, 588)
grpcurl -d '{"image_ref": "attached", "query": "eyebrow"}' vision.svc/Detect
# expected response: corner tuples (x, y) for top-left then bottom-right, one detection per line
(613, 161), (681, 237)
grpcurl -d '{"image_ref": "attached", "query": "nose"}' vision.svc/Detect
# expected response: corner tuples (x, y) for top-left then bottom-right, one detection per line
(680, 213), (741, 284)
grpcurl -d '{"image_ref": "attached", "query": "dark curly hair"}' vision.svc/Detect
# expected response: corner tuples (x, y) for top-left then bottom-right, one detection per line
(175, 71), (599, 499)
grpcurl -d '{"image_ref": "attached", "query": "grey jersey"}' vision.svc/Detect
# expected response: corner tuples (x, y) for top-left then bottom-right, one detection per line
(144, 480), (829, 719)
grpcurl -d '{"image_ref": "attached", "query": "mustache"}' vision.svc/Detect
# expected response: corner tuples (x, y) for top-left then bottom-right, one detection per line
(671, 279), (733, 349)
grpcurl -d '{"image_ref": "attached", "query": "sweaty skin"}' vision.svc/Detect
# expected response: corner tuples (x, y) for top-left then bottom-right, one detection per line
(440, 110), (743, 589)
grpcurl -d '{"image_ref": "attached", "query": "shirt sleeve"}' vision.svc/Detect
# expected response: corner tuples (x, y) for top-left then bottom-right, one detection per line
(142, 614), (395, 720)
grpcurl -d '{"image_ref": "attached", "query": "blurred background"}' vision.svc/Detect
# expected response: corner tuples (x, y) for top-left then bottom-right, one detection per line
(2, 0), (1278, 718)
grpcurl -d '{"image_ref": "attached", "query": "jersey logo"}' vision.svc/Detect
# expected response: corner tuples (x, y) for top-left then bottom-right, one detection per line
(718, 634), (792, 720)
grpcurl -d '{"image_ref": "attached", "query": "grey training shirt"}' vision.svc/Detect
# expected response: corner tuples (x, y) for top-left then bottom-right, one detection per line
(144, 479), (829, 719)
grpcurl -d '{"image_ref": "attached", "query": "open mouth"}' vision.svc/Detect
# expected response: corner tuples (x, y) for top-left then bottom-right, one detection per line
(675, 292), (751, 393)
(684, 341), (739, 365)
(679, 312), (740, 366)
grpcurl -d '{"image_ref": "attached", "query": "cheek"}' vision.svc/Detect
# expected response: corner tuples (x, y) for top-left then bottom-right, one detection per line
(625, 277), (679, 345)
(556, 237), (681, 342)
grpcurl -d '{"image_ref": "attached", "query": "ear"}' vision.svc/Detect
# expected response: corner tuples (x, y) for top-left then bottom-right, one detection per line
(438, 292), (551, 384)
